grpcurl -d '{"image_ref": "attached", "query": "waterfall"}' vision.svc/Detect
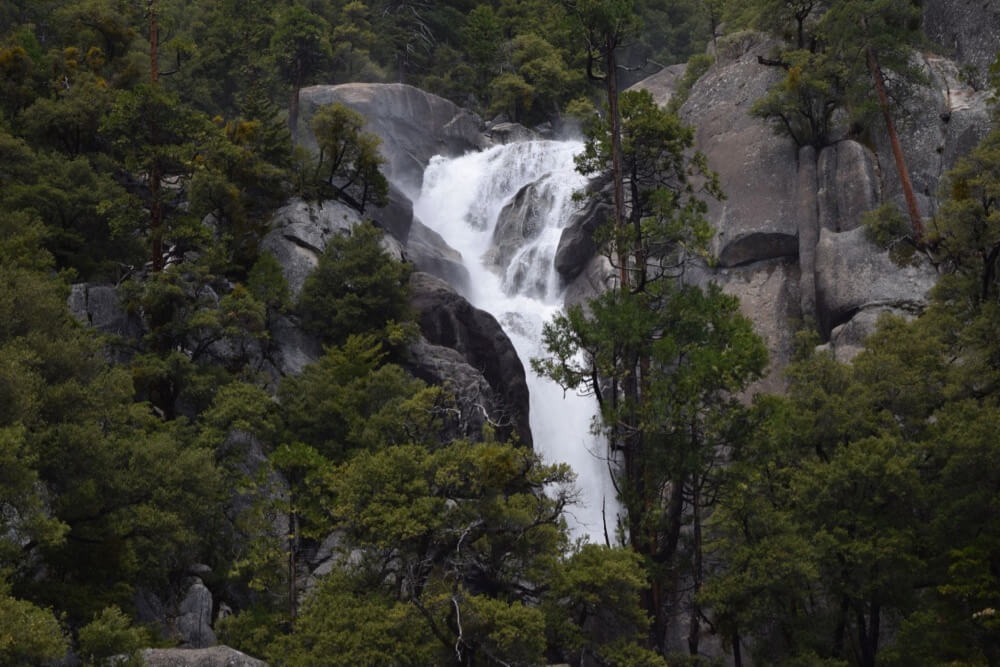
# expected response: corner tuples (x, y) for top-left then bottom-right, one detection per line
(413, 140), (621, 543)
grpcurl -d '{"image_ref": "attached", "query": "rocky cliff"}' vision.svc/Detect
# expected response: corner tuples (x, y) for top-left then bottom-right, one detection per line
(610, 11), (997, 388)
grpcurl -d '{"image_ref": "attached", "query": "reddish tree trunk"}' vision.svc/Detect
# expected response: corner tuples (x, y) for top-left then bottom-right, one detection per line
(867, 47), (923, 243)
(605, 37), (628, 290)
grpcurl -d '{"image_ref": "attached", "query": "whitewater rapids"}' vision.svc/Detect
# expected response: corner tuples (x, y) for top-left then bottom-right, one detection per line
(413, 140), (621, 544)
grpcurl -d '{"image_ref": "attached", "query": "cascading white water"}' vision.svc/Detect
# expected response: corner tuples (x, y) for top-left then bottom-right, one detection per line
(413, 140), (621, 543)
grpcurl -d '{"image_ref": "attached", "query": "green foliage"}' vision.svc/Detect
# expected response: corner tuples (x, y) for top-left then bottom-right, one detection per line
(0, 576), (68, 666)
(77, 606), (150, 666)
(297, 222), (412, 346)
(307, 103), (388, 213)
(666, 52), (713, 114)
(751, 49), (848, 148)
(862, 202), (918, 265)
(928, 123), (1000, 305)
(268, 571), (437, 665)
(538, 80), (763, 654)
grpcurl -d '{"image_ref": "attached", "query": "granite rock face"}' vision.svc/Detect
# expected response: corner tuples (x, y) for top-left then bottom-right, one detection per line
(626, 63), (686, 107)
(260, 197), (404, 298)
(67, 283), (143, 338)
(405, 219), (471, 295)
(923, 0), (1000, 86)
(297, 83), (486, 192)
(141, 647), (267, 667)
(175, 578), (217, 649)
(625, 23), (994, 386)
(408, 272), (532, 448)
(487, 179), (554, 276)
(677, 37), (800, 269)
(554, 179), (612, 284)
(814, 227), (937, 338)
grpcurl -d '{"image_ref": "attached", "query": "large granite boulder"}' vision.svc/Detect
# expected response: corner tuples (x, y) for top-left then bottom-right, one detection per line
(67, 283), (143, 339)
(814, 226), (937, 337)
(486, 179), (553, 274)
(175, 578), (217, 649)
(404, 219), (471, 295)
(297, 83), (487, 192)
(141, 647), (267, 667)
(676, 36), (800, 269)
(408, 272), (532, 448)
(554, 178), (612, 284)
(626, 63), (686, 108)
(923, 0), (1000, 85)
(403, 336), (502, 442)
(260, 198), (403, 298)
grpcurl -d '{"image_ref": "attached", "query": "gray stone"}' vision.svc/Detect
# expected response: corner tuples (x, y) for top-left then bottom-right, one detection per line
(141, 646), (267, 667)
(175, 578), (216, 649)
(554, 184), (612, 283)
(405, 219), (471, 295)
(695, 259), (802, 396)
(487, 179), (554, 275)
(923, 0), (1000, 86)
(67, 284), (143, 339)
(814, 226), (937, 337)
(678, 37), (801, 268)
(297, 83), (486, 192)
(627, 63), (687, 107)
(871, 53), (992, 221)
(267, 314), (321, 378)
(487, 122), (538, 145)
(375, 182), (415, 245)
(563, 255), (616, 311)
(403, 336), (499, 442)
(797, 146), (820, 318)
(260, 197), (402, 298)
(828, 306), (914, 364)
(260, 198), (361, 296)
(409, 272), (532, 448)
(817, 140), (881, 233)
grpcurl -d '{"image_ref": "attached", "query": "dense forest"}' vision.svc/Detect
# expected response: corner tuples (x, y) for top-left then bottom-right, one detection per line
(1, 0), (999, 665)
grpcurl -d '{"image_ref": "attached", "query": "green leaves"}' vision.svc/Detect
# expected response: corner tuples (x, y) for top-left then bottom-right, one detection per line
(297, 222), (411, 347)
(307, 103), (388, 213)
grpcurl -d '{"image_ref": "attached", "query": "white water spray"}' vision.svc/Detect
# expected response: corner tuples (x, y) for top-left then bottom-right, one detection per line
(413, 140), (621, 543)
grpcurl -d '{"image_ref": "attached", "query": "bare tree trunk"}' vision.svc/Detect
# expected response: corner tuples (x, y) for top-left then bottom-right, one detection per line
(867, 46), (923, 243)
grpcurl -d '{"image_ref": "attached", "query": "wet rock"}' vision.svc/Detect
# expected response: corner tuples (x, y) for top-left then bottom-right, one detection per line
(405, 219), (471, 295)
(487, 122), (538, 145)
(554, 189), (612, 283)
(409, 272), (532, 448)
(487, 179), (554, 273)
(563, 255), (616, 311)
